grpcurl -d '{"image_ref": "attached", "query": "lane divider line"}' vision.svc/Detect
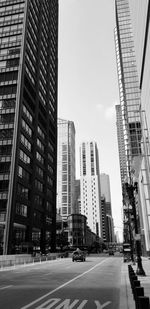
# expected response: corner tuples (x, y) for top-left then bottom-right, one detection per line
(20, 258), (108, 309)
(0, 285), (12, 290)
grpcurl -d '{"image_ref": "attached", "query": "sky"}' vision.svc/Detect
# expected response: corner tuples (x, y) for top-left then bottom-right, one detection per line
(58, 0), (123, 242)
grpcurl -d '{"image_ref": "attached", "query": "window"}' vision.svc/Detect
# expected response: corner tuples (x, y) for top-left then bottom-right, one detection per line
(37, 138), (44, 152)
(23, 104), (33, 123)
(36, 151), (44, 164)
(36, 166), (43, 178)
(19, 149), (30, 165)
(22, 119), (32, 137)
(35, 179), (43, 192)
(20, 134), (31, 151)
(18, 165), (30, 182)
(17, 183), (29, 199)
(16, 203), (27, 217)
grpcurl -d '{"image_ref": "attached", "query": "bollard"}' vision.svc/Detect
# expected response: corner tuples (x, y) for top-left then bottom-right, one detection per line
(128, 267), (135, 274)
(134, 287), (144, 308)
(137, 296), (150, 309)
(129, 269), (135, 277)
(130, 274), (138, 284)
(132, 280), (140, 297)
(128, 265), (134, 272)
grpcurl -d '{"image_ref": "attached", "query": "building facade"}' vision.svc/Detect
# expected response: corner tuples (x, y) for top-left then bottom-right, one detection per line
(57, 118), (76, 221)
(80, 141), (102, 237)
(67, 214), (87, 248)
(100, 173), (114, 242)
(0, 0), (58, 254)
(74, 179), (81, 214)
(115, 104), (128, 184)
(115, 0), (150, 254)
(127, 0), (150, 254)
(100, 173), (112, 216)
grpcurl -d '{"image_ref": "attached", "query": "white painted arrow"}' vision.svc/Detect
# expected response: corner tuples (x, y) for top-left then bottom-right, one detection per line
(94, 300), (111, 308)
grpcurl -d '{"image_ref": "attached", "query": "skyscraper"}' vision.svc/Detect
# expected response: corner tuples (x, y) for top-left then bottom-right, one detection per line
(100, 173), (112, 216)
(115, 104), (127, 185)
(114, 0), (150, 253)
(100, 173), (114, 243)
(127, 0), (150, 255)
(80, 141), (102, 237)
(0, 0), (58, 254)
(57, 119), (76, 221)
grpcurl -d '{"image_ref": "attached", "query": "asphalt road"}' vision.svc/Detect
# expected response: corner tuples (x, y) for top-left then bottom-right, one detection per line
(0, 255), (122, 309)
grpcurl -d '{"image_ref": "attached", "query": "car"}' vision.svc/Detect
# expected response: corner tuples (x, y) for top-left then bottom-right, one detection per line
(108, 250), (114, 256)
(72, 249), (86, 262)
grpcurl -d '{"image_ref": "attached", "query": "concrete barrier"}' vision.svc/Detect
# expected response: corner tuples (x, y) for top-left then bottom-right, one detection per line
(0, 252), (68, 269)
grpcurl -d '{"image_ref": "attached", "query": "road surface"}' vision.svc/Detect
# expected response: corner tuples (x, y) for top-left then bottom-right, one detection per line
(0, 255), (122, 309)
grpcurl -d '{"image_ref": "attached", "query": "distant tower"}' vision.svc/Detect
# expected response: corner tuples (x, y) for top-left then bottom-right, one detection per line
(80, 141), (102, 237)
(100, 173), (112, 216)
(57, 119), (76, 221)
(74, 180), (81, 214)
(115, 105), (128, 185)
(100, 173), (114, 242)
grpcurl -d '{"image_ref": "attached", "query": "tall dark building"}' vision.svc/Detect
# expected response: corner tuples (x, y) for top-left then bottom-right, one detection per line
(0, 0), (58, 254)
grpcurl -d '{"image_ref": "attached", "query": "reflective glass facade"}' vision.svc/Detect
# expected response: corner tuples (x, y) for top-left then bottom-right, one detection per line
(127, 0), (150, 253)
(115, 104), (127, 184)
(0, 0), (58, 254)
(115, 0), (142, 176)
(57, 119), (76, 221)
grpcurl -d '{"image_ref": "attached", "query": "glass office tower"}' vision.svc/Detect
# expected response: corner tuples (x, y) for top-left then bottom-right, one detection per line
(0, 0), (58, 254)
(57, 119), (76, 221)
(114, 0), (142, 244)
(115, 0), (142, 174)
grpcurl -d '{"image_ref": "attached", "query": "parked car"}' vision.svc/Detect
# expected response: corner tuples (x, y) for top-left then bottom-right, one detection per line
(72, 249), (86, 262)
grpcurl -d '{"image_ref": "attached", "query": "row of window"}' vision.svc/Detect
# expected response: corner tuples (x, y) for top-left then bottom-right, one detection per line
(0, 71), (18, 83)
(0, 23), (23, 34)
(0, 3), (24, 13)
(0, 58), (19, 68)
(0, 47), (20, 57)
(0, 113), (14, 124)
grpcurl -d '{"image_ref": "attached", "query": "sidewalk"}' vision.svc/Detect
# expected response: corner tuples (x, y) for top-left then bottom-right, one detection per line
(120, 256), (150, 308)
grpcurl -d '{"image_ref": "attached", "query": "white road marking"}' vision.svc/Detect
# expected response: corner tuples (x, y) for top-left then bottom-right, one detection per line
(0, 285), (12, 290)
(75, 300), (88, 308)
(36, 298), (81, 309)
(20, 259), (108, 309)
(95, 300), (111, 308)
(54, 299), (86, 309)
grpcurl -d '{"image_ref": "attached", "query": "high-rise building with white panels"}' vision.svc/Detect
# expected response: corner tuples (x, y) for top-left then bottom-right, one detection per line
(0, 0), (58, 254)
(80, 141), (102, 237)
(57, 119), (76, 221)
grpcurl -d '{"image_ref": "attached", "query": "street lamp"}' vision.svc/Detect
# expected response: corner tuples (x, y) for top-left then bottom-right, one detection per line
(125, 182), (146, 276)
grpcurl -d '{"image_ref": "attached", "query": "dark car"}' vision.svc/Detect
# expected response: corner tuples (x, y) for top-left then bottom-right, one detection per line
(108, 249), (114, 256)
(72, 249), (86, 262)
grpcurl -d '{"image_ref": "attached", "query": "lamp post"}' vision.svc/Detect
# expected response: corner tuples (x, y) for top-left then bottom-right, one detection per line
(125, 182), (146, 276)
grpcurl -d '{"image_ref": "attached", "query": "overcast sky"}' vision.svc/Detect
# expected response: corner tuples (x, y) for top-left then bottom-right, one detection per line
(58, 0), (123, 241)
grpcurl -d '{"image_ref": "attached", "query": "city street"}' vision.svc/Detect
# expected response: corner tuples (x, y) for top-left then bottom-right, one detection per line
(0, 255), (122, 309)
